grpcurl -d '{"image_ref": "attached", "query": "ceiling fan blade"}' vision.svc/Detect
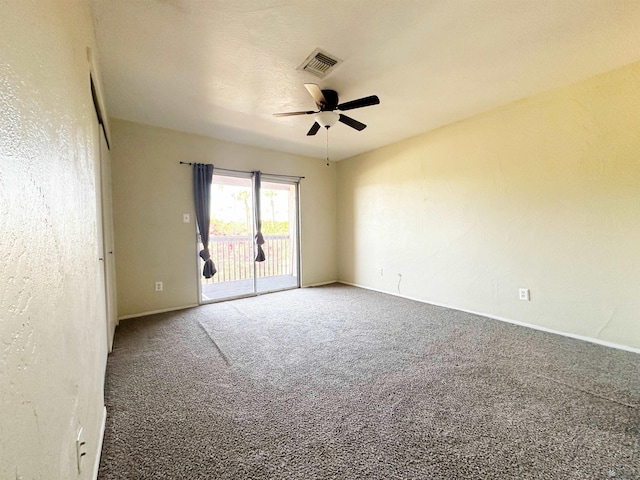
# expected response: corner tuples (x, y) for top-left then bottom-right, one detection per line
(273, 110), (316, 117)
(339, 114), (366, 131)
(304, 83), (327, 108)
(337, 95), (380, 111)
(306, 122), (321, 136)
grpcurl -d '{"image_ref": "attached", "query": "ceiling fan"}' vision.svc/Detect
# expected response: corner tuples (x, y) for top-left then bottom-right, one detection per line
(273, 84), (380, 135)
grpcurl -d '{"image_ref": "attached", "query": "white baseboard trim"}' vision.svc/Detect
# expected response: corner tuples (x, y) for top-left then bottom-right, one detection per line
(118, 304), (199, 321)
(93, 406), (107, 480)
(303, 280), (339, 288)
(338, 281), (640, 355)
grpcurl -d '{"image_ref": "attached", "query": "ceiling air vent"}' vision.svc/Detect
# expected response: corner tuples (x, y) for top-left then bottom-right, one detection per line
(298, 48), (342, 79)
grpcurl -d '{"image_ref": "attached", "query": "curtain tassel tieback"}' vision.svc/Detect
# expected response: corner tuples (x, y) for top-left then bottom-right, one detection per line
(199, 248), (217, 279)
(254, 232), (266, 262)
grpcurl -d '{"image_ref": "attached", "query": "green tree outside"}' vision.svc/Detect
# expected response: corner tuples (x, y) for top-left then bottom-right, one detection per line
(210, 219), (289, 236)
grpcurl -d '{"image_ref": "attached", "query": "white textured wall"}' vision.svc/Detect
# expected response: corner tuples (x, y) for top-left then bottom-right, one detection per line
(110, 119), (337, 318)
(337, 61), (640, 350)
(0, 1), (108, 478)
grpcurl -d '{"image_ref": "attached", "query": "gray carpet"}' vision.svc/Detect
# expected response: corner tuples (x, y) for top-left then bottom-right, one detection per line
(98, 284), (640, 479)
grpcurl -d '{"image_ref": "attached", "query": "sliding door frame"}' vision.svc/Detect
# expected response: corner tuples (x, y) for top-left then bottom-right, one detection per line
(196, 171), (301, 304)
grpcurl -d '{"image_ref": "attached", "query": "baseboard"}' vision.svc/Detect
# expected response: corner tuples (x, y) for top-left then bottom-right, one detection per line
(303, 280), (339, 288)
(338, 281), (640, 355)
(119, 285), (340, 319)
(118, 304), (199, 321)
(93, 406), (107, 480)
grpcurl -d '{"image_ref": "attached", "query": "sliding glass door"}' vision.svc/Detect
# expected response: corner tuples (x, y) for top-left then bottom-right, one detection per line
(199, 172), (299, 302)
(200, 174), (255, 301)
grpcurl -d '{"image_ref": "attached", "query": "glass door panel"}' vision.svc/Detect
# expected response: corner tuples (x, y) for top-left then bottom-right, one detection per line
(200, 174), (255, 302)
(256, 179), (299, 293)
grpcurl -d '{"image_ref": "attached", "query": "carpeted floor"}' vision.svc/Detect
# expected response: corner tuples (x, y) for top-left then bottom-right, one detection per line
(98, 284), (640, 479)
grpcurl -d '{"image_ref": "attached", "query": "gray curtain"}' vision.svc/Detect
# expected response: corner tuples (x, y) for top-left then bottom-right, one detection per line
(193, 163), (217, 278)
(253, 171), (265, 262)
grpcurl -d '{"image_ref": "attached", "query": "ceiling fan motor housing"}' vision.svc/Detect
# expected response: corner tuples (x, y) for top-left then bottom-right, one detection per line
(319, 90), (338, 110)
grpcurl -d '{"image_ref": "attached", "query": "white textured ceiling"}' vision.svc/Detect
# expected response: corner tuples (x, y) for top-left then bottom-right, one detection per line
(90, 0), (640, 161)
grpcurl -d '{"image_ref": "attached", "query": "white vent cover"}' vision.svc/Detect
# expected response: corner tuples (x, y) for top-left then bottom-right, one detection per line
(298, 48), (342, 78)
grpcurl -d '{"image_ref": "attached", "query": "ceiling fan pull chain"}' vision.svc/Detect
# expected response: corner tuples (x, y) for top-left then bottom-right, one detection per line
(326, 126), (330, 166)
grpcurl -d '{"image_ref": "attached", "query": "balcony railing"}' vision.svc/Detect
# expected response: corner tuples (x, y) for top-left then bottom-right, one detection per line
(201, 234), (294, 284)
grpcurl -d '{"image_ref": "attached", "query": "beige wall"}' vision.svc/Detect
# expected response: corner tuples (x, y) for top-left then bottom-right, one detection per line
(0, 1), (108, 478)
(337, 61), (640, 350)
(110, 119), (337, 318)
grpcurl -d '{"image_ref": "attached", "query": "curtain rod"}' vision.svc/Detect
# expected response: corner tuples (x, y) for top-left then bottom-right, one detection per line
(179, 162), (305, 180)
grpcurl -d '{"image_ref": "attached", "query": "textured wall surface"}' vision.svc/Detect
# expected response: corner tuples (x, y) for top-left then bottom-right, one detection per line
(0, 0), (108, 478)
(110, 119), (337, 318)
(337, 60), (640, 350)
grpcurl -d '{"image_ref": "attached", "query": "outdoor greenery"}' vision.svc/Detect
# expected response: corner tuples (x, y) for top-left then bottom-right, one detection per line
(210, 219), (290, 236)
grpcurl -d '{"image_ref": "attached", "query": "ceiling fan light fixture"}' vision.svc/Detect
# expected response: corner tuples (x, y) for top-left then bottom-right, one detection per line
(315, 111), (339, 128)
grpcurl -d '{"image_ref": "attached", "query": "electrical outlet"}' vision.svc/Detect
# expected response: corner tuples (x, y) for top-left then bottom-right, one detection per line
(519, 288), (530, 301)
(76, 427), (87, 473)
(183, 213), (190, 223)
(155, 281), (163, 292)
(378, 268), (383, 276)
